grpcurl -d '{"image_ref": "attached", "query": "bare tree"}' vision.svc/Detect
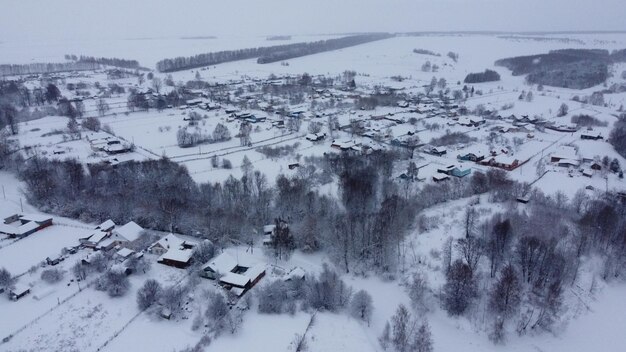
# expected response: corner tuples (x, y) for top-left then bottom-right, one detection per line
(152, 77), (163, 94)
(137, 279), (162, 310)
(350, 289), (374, 325)
(96, 98), (110, 117)
(0, 267), (14, 291)
(489, 264), (521, 318)
(412, 320), (434, 352)
(391, 304), (415, 352)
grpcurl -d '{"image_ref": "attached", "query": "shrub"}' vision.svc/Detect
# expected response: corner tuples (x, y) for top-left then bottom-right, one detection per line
(41, 268), (64, 284)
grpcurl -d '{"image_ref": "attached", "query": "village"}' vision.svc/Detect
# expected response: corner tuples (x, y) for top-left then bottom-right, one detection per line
(2, 31), (626, 352)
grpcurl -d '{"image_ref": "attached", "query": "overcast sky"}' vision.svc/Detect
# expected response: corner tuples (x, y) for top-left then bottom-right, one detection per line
(1, 0), (625, 41)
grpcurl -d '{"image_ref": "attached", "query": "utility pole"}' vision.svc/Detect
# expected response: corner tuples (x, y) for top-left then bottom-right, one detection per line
(2, 185), (5, 200)
(20, 198), (23, 212)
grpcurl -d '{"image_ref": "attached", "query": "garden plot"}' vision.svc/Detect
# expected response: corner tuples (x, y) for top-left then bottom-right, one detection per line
(2, 264), (187, 352)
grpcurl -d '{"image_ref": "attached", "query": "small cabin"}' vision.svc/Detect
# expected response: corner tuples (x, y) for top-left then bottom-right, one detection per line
(9, 284), (31, 301)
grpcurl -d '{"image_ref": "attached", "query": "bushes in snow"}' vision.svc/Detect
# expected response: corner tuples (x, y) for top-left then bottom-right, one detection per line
(570, 114), (607, 127)
(137, 279), (162, 310)
(305, 264), (351, 312)
(95, 268), (130, 297)
(40, 268), (64, 284)
(430, 132), (476, 147)
(384, 304), (433, 352)
(257, 280), (294, 314)
(349, 289), (373, 324)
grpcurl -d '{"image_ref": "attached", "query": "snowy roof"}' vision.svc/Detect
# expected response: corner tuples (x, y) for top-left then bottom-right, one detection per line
(116, 247), (135, 258)
(551, 146), (578, 161)
(245, 264), (266, 281)
(263, 225), (275, 234)
(230, 286), (246, 297)
(433, 174), (449, 181)
(19, 213), (52, 223)
(150, 233), (185, 251)
(202, 252), (238, 274)
(10, 284), (30, 296)
(114, 221), (143, 242)
(158, 247), (194, 264)
(494, 155), (519, 165)
(220, 272), (250, 288)
(285, 267), (306, 281)
(96, 219), (115, 231)
(86, 230), (109, 244)
(558, 159), (580, 167)
(0, 221), (40, 236)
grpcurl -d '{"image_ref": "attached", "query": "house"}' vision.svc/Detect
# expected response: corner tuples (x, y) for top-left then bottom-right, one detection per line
(284, 267), (306, 281)
(116, 247), (135, 261)
(217, 264), (266, 297)
(0, 213), (53, 238)
(550, 146), (578, 163)
(457, 151), (486, 162)
(262, 224), (275, 246)
(451, 167), (471, 178)
(331, 140), (359, 151)
(158, 247), (195, 269)
(96, 219), (116, 232)
(436, 165), (456, 175)
(80, 230), (110, 248)
(152, 234), (199, 268)
(591, 162), (603, 171)
(581, 131), (603, 140)
(9, 284), (31, 301)
(200, 253), (238, 280)
(582, 168), (594, 178)
(149, 233), (193, 255)
(305, 133), (326, 142)
(112, 221), (144, 244)
(424, 146), (447, 156)
(516, 195), (531, 204)
(200, 253), (266, 296)
(433, 174), (449, 182)
(492, 155), (519, 171)
(557, 159), (580, 168)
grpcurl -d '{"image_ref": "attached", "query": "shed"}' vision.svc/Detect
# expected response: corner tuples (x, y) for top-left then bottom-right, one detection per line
(9, 284), (31, 301)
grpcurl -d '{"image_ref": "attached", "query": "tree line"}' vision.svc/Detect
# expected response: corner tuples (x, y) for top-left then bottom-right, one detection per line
(156, 34), (392, 72)
(0, 62), (99, 76)
(70, 55), (144, 70)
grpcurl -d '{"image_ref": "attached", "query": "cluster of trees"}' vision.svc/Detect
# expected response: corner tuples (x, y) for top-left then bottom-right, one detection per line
(256, 34), (393, 64)
(0, 62), (98, 76)
(379, 304), (433, 352)
(432, 188), (626, 343)
(420, 61), (439, 73)
(430, 131), (476, 147)
(413, 49), (440, 56)
(11, 144), (526, 275)
(177, 122), (231, 148)
(609, 113), (626, 158)
(71, 55), (142, 69)
(464, 69), (500, 83)
(156, 34), (392, 72)
(571, 114), (607, 127)
(495, 49), (618, 89)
